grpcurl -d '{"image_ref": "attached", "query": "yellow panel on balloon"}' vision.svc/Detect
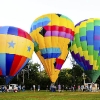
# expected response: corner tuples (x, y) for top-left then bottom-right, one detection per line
(59, 17), (68, 28)
(87, 19), (94, 23)
(83, 51), (89, 60)
(81, 21), (86, 27)
(75, 26), (79, 34)
(36, 33), (46, 49)
(15, 37), (26, 56)
(44, 37), (52, 48)
(0, 34), (7, 53)
(6, 34), (17, 54)
(36, 51), (50, 76)
(73, 44), (78, 54)
(23, 39), (34, 58)
(59, 49), (68, 60)
(48, 14), (60, 26)
(78, 47), (83, 56)
(89, 55), (93, 65)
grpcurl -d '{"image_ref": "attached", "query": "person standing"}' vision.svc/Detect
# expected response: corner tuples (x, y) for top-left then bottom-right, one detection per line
(62, 85), (64, 92)
(38, 85), (40, 91)
(33, 85), (35, 92)
(46, 85), (48, 92)
(58, 84), (61, 92)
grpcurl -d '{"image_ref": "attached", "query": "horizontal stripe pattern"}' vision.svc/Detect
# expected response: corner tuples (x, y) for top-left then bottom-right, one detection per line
(0, 26), (32, 41)
(40, 48), (61, 59)
(54, 58), (65, 70)
(45, 31), (73, 40)
(0, 34), (34, 59)
(30, 17), (50, 31)
(44, 26), (74, 37)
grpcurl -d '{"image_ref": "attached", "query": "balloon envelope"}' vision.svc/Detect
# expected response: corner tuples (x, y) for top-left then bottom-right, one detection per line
(30, 13), (75, 82)
(71, 18), (100, 82)
(0, 26), (34, 84)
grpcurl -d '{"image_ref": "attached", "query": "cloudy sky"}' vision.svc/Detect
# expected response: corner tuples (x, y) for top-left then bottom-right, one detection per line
(0, 0), (100, 69)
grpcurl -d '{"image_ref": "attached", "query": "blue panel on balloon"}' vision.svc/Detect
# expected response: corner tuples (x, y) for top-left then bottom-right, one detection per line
(75, 59), (86, 70)
(41, 48), (61, 58)
(5, 76), (14, 84)
(30, 17), (50, 31)
(41, 48), (61, 54)
(94, 41), (100, 50)
(15, 58), (30, 76)
(80, 36), (86, 41)
(7, 26), (18, 36)
(6, 54), (15, 75)
(0, 26), (10, 34)
(0, 53), (6, 75)
(94, 26), (100, 35)
(86, 30), (93, 45)
(42, 53), (61, 59)
(30, 23), (36, 32)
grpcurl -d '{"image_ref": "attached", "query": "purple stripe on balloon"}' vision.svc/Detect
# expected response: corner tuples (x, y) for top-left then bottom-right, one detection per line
(45, 31), (73, 40)
(59, 32), (66, 37)
(94, 35), (100, 40)
(45, 31), (51, 36)
(55, 64), (62, 70)
(75, 53), (87, 70)
(70, 35), (74, 40)
(72, 51), (93, 70)
(65, 33), (71, 38)
(71, 51), (76, 59)
(75, 53), (82, 62)
(85, 60), (93, 70)
(71, 51), (85, 68)
(81, 56), (88, 70)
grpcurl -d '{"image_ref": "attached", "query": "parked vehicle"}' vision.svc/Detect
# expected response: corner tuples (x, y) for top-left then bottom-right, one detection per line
(8, 84), (18, 92)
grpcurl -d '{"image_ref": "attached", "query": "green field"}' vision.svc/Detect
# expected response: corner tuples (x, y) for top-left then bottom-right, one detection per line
(0, 91), (100, 100)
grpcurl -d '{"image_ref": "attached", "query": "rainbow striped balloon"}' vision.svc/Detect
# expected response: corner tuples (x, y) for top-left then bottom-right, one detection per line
(71, 18), (100, 82)
(0, 26), (34, 83)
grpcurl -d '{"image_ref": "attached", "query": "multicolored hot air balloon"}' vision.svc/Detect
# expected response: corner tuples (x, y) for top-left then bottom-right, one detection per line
(30, 13), (75, 83)
(71, 18), (100, 82)
(0, 26), (34, 84)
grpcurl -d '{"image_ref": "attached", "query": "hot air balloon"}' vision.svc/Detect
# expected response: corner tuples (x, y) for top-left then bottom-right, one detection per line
(71, 18), (100, 83)
(0, 26), (34, 84)
(30, 13), (75, 83)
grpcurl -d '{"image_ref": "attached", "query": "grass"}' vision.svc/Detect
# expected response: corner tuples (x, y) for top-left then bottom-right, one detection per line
(0, 90), (100, 100)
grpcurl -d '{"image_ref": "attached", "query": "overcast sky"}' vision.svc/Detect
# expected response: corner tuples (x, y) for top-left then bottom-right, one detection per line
(0, 0), (100, 69)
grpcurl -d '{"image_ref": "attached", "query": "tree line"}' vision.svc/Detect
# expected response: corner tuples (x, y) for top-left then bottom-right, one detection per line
(0, 61), (100, 90)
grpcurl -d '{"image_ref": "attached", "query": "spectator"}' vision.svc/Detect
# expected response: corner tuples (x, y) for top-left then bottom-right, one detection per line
(38, 85), (40, 91)
(46, 85), (48, 92)
(33, 85), (35, 92)
(58, 84), (61, 92)
(62, 85), (64, 92)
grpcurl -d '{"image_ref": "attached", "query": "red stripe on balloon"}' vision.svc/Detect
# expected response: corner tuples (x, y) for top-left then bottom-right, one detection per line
(10, 56), (27, 76)
(0, 68), (2, 76)
(56, 58), (64, 65)
(44, 26), (74, 36)
(9, 55), (22, 76)
(25, 31), (33, 41)
(18, 28), (32, 41)
(18, 28), (26, 38)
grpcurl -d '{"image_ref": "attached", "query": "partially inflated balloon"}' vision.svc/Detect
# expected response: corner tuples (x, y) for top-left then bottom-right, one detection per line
(30, 13), (75, 82)
(0, 26), (34, 84)
(71, 18), (100, 82)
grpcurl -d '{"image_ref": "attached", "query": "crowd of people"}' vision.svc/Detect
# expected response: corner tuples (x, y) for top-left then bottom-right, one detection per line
(0, 83), (99, 93)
